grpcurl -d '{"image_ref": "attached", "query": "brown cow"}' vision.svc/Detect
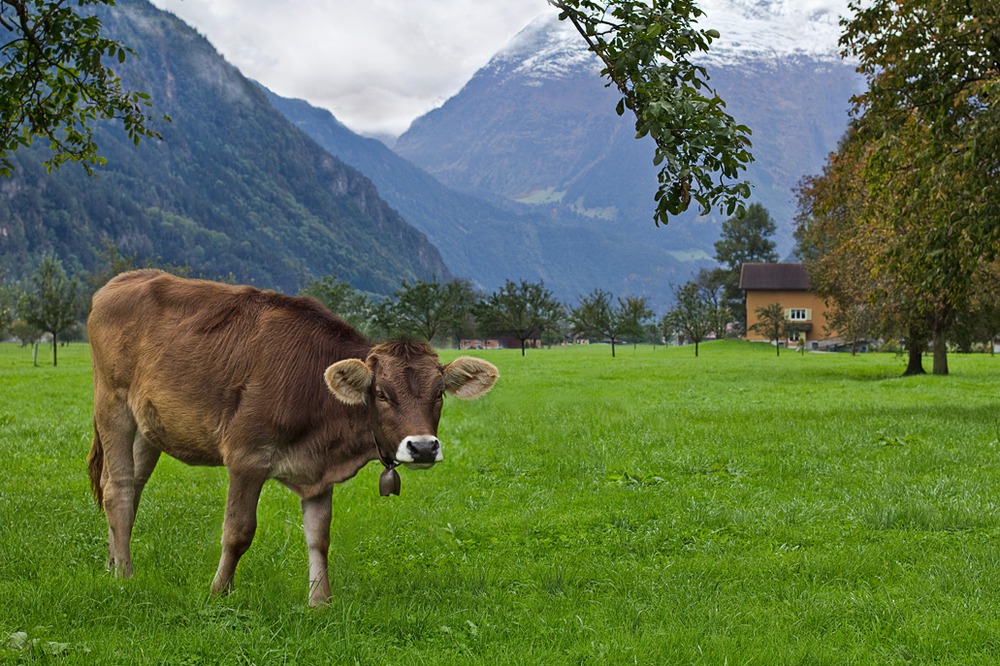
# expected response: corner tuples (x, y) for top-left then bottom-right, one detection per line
(87, 270), (498, 605)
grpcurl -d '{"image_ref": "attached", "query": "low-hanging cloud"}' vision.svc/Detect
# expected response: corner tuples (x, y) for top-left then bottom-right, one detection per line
(150, 0), (550, 136)
(148, 0), (854, 137)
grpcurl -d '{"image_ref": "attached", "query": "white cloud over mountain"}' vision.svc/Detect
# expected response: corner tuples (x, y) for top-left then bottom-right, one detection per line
(499, 0), (852, 80)
(149, 0), (854, 136)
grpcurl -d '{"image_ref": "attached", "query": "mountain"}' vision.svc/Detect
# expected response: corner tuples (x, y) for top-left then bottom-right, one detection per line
(0, 0), (448, 295)
(269, 86), (727, 309)
(262, 90), (545, 289)
(391, 8), (863, 302)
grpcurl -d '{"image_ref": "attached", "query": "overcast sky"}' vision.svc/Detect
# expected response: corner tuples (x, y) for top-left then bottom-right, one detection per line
(147, 0), (853, 138)
(149, 0), (552, 137)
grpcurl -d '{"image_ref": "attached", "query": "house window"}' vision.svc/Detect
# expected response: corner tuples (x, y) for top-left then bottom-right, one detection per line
(787, 308), (810, 321)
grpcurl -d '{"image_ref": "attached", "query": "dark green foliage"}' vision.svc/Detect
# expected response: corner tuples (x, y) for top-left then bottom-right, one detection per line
(475, 280), (564, 356)
(0, 0), (163, 176)
(550, 0), (753, 224)
(665, 280), (714, 356)
(749, 302), (786, 357)
(299, 275), (373, 335)
(570, 288), (652, 357)
(377, 278), (478, 346)
(0, 0), (448, 296)
(714, 203), (778, 271)
(17, 254), (83, 365)
(713, 202), (778, 332)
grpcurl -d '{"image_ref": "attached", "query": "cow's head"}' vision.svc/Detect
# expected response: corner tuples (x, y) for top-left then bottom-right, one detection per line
(324, 340), (498, 469)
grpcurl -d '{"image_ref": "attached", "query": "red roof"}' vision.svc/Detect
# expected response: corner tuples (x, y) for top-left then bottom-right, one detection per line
(739, 263), (811, 291)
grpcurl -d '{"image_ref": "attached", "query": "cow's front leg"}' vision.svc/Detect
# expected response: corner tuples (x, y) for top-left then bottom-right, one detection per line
(301, 487), (333, 606)
(212, 469), (266, 596)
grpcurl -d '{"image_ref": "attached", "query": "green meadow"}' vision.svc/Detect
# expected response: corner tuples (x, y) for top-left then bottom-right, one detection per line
(1, 341), (998, 664)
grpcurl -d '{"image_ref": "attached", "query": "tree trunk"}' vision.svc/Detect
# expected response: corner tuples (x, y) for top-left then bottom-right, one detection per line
(775, 339), (780, 357)
(932, 332), (948, 376)
(521, 339), (526, 357)
(611, 338), (616, 358)
(903, 331), (926, 376)
(52, 332), (58, 367)
(694, 340), (699, 357)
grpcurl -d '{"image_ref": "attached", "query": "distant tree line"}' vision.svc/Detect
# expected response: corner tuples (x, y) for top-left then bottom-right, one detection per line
(0, 203), (785, 365)
(9, 196), (996, 369)
(303, 276), (656, 358)
(0, 248), (662, 365)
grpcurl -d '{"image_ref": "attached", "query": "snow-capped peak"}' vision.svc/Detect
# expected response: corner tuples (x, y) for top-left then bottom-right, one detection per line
(494, 0), (850, 79)
(700, 0), (848, 65)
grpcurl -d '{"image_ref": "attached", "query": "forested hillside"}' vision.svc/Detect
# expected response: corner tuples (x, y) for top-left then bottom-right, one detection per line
(0, 0), (449, 295)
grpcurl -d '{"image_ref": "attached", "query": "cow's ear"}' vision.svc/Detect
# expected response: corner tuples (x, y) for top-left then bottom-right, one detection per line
(443, 357), (499, 400)
(324, 359), (372, 405)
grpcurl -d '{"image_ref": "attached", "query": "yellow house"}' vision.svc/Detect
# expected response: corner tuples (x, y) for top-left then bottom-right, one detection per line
(740, 262), (837, 350)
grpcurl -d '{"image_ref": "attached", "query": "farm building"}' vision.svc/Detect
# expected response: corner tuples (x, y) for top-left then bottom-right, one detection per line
(740, 262), (841, 350)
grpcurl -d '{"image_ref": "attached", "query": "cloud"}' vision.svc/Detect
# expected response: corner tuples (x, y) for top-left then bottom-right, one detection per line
(149, 0), (550, 136)
(148, 0), (853, 135)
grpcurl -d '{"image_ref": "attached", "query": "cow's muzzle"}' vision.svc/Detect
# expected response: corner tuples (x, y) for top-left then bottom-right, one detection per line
(396, 435), (442, 469)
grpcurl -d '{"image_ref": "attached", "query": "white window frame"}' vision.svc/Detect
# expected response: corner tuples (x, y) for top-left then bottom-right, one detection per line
(787, 308), (810, 321)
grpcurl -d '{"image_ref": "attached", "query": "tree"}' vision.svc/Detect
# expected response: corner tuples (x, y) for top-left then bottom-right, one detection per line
(549, 0), (752, 225)
(570, 289), (652, 357)
(86, 238), (138, 293)
(0, 0), (164, 176)
(830, 0), (1000, 375)
(692, 267), (730, 339)
(749, 302), (786, 357)
(950, 259), (1000, 354)
(714, 202), (779, 271)
(713, 202), (778, 333)
(0, 279), (13, 336)
(382, 278), (476, 345)
(795, 132), (890, 359)
(665, 281), (713, 356)
(795, 123), (988, 376)
(475, 280), (564, 356)
(300, 275), (373, 334)
(658, 313), (676, 346)
(18, 254), (82, 366)
(618, 296), (654, 344)
(10, 318), (41, 348)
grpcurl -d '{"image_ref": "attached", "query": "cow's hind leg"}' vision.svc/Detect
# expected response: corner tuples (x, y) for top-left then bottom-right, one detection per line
(94, 396), (139, 578)
(131, 434), (161, 519)
(211, 468), (266, 596)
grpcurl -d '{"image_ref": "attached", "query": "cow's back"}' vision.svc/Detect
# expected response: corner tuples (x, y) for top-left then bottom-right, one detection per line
(90, 270), (264, 395)
(89, 270), (370, 466)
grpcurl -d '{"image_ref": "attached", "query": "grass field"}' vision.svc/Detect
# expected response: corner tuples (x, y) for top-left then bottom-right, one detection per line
(1, 340), (998, 664)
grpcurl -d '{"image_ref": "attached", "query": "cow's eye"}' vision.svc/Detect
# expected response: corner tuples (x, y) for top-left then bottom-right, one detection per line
(376, 389), (389, 402)
(436, 389), (445, 401)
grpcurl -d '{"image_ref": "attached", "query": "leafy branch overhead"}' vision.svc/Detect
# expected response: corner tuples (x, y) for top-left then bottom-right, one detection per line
(549, 0), (753, 225)
(0, 0), (165, 176)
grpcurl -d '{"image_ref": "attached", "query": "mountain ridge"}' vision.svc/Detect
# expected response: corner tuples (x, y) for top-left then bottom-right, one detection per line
(0, 0), (449, 295)
(272, 10), (861, 310)
(393, 13), (863, 275)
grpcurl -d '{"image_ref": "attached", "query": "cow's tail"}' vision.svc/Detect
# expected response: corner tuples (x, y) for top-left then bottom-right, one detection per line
(88, 419), (105, 511)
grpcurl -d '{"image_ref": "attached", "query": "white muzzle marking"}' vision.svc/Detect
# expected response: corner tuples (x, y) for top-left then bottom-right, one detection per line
(395, 435), (443, 469)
